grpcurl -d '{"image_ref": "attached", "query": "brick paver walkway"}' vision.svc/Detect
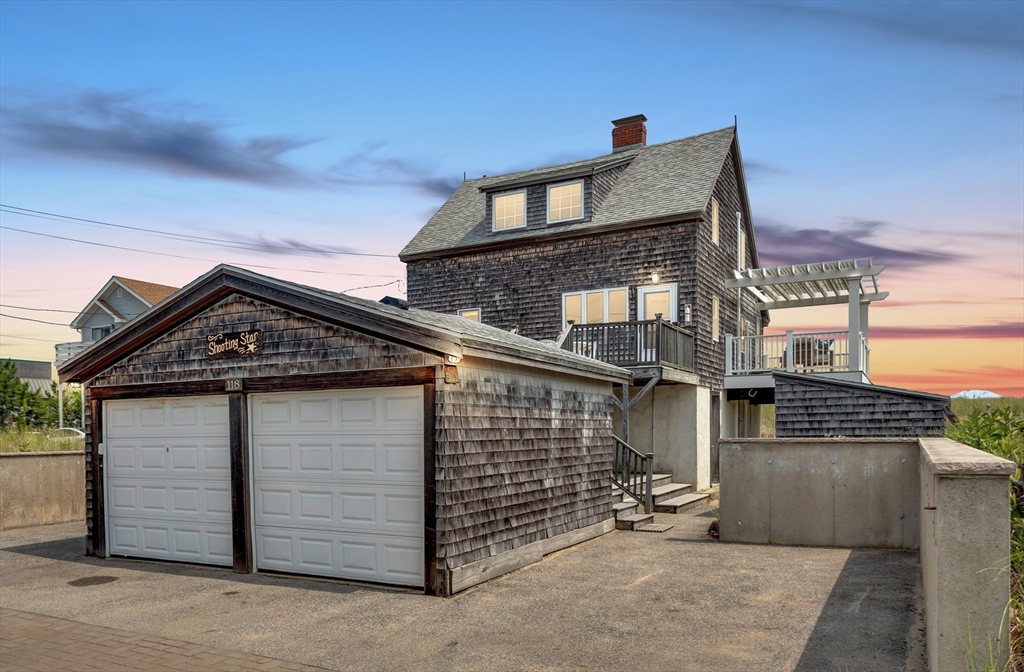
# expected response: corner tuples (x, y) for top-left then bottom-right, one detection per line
(0, 608), (327, 672)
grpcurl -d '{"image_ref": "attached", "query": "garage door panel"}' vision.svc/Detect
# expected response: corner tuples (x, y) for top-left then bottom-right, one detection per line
(104, 396), (232, 568)
(252, 436), (423, 482)
(253, 483), (422, 535)
(109, 520), (233, 564)
(255, 528), (423, 585)
(106, 397), (229, 439)
(251, 389), (423, 435)
(107, 481), (232, 521)
(106, 439), (229, 478)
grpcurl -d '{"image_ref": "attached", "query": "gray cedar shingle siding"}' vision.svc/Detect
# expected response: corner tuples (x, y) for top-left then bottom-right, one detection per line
(89, 294), (433, 387)
(774, 374), (949, 437)
(433, 359), (613, 577)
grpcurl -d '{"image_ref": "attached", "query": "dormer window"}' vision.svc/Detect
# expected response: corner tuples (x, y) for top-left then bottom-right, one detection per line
(547, 181), (583, 224)
(493, 191), (526, 231)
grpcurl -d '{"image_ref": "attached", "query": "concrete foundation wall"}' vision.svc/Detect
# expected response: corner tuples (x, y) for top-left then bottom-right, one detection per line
(720, 436), (1015, 672)
(614, 384), (710, 490)
(720, 439), (920, 548)
(918, 438), (1012, 672)
(0, 452), (86, 530)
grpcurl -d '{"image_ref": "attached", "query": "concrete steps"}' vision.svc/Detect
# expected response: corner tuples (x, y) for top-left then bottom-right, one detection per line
(610, 471), (709, 531)
(615, 512), (654, 530)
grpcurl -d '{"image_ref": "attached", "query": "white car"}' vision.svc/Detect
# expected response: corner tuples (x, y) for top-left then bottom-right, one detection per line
(49, 428), (85, 439)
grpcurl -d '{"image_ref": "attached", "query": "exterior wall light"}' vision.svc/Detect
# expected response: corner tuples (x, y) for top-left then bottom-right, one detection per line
(684, 304), (692, 325)
(651, 271), (661, 284)
(446, 355), (462, 364)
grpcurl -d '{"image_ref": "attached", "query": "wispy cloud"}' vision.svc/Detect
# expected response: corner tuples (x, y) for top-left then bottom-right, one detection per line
(744, 159), (788, 180)
(208, 232), (369, 258)
(873, 365), (1024, 397)
(325, 141), (460, 198)
(755, 217), (964, 268)
(1, 88), (461, 197)
(1, 89), (319, 186)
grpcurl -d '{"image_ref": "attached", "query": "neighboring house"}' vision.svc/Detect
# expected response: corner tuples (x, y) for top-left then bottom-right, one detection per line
(2, 358), (53, 394)
(401, 115), (889, 489)
(56, 276), (179, 365)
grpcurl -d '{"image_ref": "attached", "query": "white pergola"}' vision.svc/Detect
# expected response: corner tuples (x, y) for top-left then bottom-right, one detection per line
(724, 257), (888, 373)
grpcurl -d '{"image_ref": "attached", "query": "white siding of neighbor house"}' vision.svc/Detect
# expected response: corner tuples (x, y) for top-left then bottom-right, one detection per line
(80, 309), (115, 340)
(103, 287), (151, 320)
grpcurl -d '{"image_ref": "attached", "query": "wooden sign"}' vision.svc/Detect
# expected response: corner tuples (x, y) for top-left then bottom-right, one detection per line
(207, 330), (262, 359)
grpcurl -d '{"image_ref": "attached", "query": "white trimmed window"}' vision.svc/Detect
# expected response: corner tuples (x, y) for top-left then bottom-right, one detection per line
(493, 191), (525, 230)
(563, 287), (627, 328)
(547, 181), (583, 224)
(458, 308), (481, 322)
(711, 197), (720, 245)
(712, 297), (720, 341)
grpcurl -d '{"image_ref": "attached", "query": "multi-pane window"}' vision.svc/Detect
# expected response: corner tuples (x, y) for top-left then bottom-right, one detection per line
(458, 308), (481, 322)
(711, 197), (720, 245)
(493, 192), (525, 230)
(563, 288), (627, 327)
(547, 181), (583, 223)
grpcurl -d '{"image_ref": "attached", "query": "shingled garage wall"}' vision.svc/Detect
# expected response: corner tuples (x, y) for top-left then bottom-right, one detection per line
(434, 358), (615, 594)
(773, 373), (949, 438)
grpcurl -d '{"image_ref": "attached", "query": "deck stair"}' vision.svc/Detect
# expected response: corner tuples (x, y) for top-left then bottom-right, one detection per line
(611, 472), (710, 531)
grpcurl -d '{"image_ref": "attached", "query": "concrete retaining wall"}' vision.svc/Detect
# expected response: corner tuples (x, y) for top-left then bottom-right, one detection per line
(719, 438), (920, 548)
(720, 437), (1015, 672)
(0, 452), (85, 530)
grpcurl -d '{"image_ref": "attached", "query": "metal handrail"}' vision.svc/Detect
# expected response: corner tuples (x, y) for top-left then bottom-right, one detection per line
(613, 435), (654, 513)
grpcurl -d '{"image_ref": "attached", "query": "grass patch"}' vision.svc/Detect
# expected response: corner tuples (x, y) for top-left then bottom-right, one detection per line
(760, 404), (775, 437)
(0, 428), (84, 453)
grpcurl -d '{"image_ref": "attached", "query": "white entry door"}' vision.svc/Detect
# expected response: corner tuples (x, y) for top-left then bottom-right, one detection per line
(104, 396), (233, 566)
(249, 387), (424, 586)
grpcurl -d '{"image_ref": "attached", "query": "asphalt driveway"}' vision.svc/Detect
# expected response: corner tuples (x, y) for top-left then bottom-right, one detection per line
(0, 505), (925, 671)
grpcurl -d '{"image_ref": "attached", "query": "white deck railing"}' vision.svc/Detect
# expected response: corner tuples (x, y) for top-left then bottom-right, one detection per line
(726, 330), (868, 376)
(55, 341), (94, 366)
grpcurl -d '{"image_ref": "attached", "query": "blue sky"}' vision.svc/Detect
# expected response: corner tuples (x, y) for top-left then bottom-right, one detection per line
(1, 1), (1022, 394)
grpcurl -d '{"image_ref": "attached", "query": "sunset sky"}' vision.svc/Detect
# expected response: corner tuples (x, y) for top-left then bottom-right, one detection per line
(1, 1), (1021, 396)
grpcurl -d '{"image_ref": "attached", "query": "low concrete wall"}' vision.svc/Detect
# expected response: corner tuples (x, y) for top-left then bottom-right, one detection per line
(720, 437), (1015, 672)
(0, 452), (85, 530)
(918, 438), (1013, 672)
(720, 439), (920, 548)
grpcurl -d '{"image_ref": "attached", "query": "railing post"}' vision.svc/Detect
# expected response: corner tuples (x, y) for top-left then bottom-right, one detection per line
(725, 335), (733, 375)
(655, 314), (663, 365)
(645, 453), (654, 514)
(785, 330), (795, 372)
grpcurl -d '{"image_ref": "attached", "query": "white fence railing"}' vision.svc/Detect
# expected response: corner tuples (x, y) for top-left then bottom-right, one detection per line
(726, 330), (868, 375)
(55, 341), (93, 366)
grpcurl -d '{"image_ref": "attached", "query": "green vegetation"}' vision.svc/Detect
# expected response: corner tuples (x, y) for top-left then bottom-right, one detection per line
(0, 427), (83, 453)
(0, 360), (84, 452)
(760, 404), (775, 438)
(947, 403), (1024, 671)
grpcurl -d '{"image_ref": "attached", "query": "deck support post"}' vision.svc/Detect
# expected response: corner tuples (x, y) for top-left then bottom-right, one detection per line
(859, 300), (870, 376)
(621, 384), (630, 444)
(785, 331), (795, 372)
(848, 278), (861, 372)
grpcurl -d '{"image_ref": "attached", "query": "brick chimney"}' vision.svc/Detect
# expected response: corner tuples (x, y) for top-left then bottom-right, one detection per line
(611, 114), (647, 152)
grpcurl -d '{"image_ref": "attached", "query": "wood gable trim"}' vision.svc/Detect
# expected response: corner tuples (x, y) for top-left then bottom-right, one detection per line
(59, 269), (463, 384)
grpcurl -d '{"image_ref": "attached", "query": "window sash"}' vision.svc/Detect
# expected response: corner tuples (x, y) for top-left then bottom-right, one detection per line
(562, 287), (627, 328)
(712, 297), (720, 342)
(458, 308), (481, 322)
(547, 181), (584, 224)
(493, 191), (526, 230)
(711, 198), (719, 244)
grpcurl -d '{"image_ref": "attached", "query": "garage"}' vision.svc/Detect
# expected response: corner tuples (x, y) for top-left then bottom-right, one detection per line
(250, 387), (424, 584)
(59, 265), (629, 594)
(104, 396), (232, 566)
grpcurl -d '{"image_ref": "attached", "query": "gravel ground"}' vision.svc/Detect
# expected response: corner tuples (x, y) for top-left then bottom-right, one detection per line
(0, 505), (925, 671)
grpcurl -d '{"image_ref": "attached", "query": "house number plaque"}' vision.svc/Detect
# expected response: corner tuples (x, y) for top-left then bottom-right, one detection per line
(207, 330), (262, 359)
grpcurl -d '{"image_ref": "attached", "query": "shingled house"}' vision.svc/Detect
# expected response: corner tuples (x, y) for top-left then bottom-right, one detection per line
(401, 116), (765, 491)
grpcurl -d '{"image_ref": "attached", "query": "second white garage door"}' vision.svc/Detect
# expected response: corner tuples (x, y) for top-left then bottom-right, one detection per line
(249, 386), (424, 586)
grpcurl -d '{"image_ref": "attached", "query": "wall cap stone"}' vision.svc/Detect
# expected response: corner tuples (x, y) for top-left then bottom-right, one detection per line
(919, 437), (1015, 476)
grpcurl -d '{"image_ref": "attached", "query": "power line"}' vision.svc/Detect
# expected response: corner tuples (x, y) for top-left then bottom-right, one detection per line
(0, 312), (72, 327)
(0, 204), (397, 259)
(0, 303), (79, 314)
(342, 279), (405, 294)
(0, 334), (61, 343)
(0, 226), (399, 279)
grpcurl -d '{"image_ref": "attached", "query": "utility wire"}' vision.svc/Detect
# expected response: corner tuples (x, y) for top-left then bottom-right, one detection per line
(0, 312), (72, 327)
(342, 279), (405, 294)
(0, 226), (399, 279)
(0, 204), (397, 259)
(0, 303), (79, 314)
(0, 334), (62, 343)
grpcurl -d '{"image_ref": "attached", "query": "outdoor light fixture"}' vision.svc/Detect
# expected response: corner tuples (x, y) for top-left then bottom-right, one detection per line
(446, 355), (461, 364)
(684, 304), (692, 325)
(651, 271), (661, 284)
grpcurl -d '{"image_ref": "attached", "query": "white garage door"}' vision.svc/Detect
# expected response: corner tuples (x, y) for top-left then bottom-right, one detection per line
(104, 396), (233, 566)
(250, 386), (424, 586)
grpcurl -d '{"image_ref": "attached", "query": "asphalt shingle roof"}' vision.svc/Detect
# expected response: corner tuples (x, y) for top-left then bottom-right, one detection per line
(114, 276), (179, 305)
(400, 126), (736, 259)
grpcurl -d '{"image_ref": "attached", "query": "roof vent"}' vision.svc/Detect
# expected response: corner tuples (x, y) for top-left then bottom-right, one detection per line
(611, 114), (647, 152)
(379, 296), (409, 310)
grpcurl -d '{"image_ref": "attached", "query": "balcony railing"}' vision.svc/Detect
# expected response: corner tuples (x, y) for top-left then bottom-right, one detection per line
(726, 330), (870, 376)
(55, 341), (94, 366)
(561, 319), (694, 371)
